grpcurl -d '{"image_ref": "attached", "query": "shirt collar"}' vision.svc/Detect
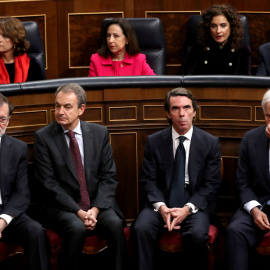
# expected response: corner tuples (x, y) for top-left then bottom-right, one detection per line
(172, 125), (193, 141)
(62, 120), (82, 135)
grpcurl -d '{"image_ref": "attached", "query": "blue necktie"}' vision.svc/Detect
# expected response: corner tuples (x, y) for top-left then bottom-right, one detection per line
(168, 136), (186, 208)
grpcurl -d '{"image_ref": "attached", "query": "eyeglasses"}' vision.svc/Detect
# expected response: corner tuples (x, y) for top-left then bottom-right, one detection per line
(0, 117), (9, 124)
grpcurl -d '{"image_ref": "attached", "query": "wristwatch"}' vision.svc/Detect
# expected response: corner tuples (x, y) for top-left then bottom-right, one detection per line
(185, 203), (195, 214)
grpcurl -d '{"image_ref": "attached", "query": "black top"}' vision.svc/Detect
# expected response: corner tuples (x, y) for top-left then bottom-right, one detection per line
(179, 40), (252, 75)
(4, 56), (45, 83)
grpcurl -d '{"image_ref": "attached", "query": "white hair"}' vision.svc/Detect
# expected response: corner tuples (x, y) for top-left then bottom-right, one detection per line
(261, 89), (270, 113)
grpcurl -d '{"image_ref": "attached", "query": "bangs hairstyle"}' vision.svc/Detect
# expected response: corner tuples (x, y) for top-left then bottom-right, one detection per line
(198, 4), (243, 50)
(0, 17), (30, 56)
(97, 18), (140, 58)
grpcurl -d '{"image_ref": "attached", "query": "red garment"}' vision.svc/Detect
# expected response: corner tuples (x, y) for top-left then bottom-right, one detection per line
(88, 52), (155, 76)
(0, 53), (30, 84)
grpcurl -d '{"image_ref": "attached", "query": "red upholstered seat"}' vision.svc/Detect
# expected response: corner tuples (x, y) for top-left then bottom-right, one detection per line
(257, 231), (270, 247)
(256, 230), (270, 256)
(0, 241), (23, 262)
(158, 224), (219, 252)
(157, 224), (219, 270)
(46, 227), (131, 270)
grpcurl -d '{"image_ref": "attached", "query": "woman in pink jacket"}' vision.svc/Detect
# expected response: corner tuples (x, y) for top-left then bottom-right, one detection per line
(88, 18), (155, 77)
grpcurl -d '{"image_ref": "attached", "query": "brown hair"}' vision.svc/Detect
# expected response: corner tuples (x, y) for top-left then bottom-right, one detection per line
(164, 88), (199, 125)
(0, 93), (14, 116)
(98, 18), (140, 58)
(198, 4), (243, 50)
(0, 17), (30, 56)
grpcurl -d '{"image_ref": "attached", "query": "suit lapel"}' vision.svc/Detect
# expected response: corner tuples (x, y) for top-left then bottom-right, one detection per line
(257, 126), (270, 184)
(188, 126), (201, 190)
(158, 127), (174, 188)
(81, 121), (93, 184)
(52, 122), (78, 180)
(0, 135), (12, 193)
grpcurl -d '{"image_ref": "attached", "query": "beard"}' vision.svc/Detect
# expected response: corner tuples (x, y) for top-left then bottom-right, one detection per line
(0, 125), (7, 137)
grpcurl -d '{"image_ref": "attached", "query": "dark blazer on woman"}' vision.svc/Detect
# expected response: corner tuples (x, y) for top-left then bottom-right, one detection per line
(179, 40), (252, 75)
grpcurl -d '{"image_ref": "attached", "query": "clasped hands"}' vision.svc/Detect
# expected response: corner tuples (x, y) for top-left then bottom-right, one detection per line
(159, 205), (190, 231)
(77, 207), (99, 230)
(0, 218), (7, 238)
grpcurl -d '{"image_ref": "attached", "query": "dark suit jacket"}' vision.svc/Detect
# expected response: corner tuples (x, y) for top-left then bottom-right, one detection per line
(0, 134), (29, 216)
(34, 120), (124, 220)
(140, 126), (221, 214)
(179, 40), (252, 75)
(256, 42), (270, 76)
(236, 125), (270, 207)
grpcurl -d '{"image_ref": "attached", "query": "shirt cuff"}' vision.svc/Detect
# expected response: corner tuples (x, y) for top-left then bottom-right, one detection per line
(0, 214), (14, 225)
(185, 202), (199, 213)
(153, 202), (166, 212)
(243, 200), (262, 214)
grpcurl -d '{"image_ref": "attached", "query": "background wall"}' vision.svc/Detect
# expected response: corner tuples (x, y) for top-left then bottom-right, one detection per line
(1, 0), (270, 78)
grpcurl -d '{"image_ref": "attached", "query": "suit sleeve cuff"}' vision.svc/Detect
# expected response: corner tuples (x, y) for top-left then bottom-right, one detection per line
(0, 214), (14, 225)
(243, 200), (262, 214)
(185, 202), (199, 213)
(153, 202), (166, 212)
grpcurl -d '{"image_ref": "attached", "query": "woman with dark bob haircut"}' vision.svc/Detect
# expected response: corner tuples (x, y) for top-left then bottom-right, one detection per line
(0, 16), (44, 84)
(179, 4), (251, 75)
(88, 18), (155, 76)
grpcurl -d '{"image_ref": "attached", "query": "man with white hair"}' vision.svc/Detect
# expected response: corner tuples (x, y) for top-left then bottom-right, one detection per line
(226, 89), (270, 270)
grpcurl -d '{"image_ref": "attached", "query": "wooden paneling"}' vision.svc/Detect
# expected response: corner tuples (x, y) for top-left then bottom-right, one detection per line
(3, 83), (268, 226)
(68, 12), (123, 69)
(241, 12), (270, 66)
(1, 0), (270, 77)
(199, 105), (252, 121)
(146, 11), (200, 74)
(110, 132), (138, 221)
(0, 0), (58, 78)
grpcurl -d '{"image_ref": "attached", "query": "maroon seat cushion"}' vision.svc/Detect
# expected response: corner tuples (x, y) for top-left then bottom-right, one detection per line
(257, 230), (270, 247)
(0, 242), (23, 261)
(158, 224), (219, 248)
(46, 226), (131, 248)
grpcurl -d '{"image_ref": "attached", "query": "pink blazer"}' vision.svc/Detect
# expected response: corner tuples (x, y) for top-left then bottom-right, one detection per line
(88, 52), (155, 76)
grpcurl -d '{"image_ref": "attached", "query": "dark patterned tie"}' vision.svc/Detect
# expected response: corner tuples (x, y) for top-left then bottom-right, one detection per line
(67, 130), (90, 211)
(168, 136), (186, 208)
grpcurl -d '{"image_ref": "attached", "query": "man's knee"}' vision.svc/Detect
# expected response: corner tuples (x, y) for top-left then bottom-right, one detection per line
(184, 228), (209, 246)
(26, 220), (46, 241)
(226, 220), (242, 237)
(64, 218), (86, 241)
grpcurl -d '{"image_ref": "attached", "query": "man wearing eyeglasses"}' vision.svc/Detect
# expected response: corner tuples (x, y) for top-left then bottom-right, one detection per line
(0, 93), (49, 270)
